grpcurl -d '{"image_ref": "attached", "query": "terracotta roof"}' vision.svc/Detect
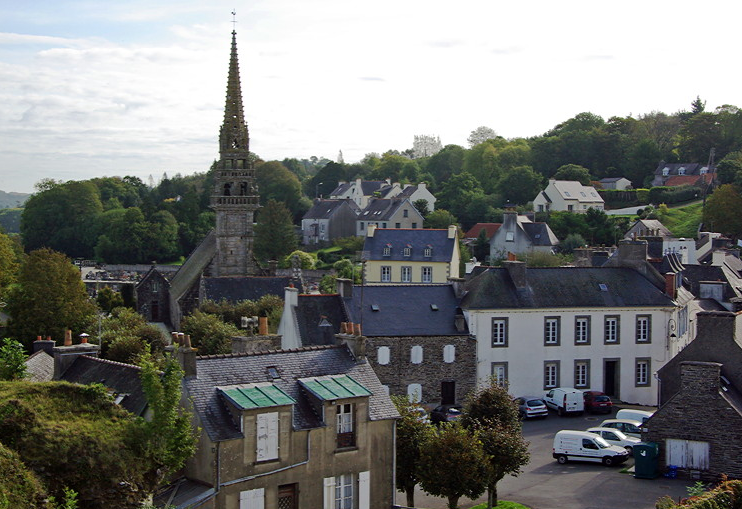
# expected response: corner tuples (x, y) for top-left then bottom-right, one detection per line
(664, 174), (713, 187)
(464, 223), (501, 240)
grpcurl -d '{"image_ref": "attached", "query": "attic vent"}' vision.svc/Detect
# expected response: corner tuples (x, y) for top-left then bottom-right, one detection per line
(598, 283), (608, 292)
(371, 304), (380, 312)
(267, 366), (280, 379)
(430, 304), (439, 311)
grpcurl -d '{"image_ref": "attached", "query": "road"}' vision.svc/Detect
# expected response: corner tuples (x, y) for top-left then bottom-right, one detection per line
(398, 407), (692, 509)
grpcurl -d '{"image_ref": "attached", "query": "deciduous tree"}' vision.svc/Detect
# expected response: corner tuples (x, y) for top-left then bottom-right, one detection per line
(253, 200), (298, 263)
(0, 339), (27, 381)
(467, 126), (498, 147)
(704, 184), (742, 239)
(392, 396), (433, 508)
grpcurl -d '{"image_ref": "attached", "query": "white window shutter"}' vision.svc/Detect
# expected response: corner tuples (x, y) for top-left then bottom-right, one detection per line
(266, 412), (278, 459)
(443, 344), (455, 363)
(256, 412), (278, 461)
(256, 414), (267, 460)
(323, 477), (336, 509)
(411, 345), (423, 364)
(358, 471), (370, 509)
(239, 488), (265, 509)
(377, 346), (390, 365)
(407, 383), (422, 403)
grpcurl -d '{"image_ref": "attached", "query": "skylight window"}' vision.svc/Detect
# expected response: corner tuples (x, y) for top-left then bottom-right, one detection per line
(598, 283), (608, 292)
(564, 191), (571, 197)
(430, 304), (439, 311)
(371, 304), (380, 312)
(267, 366), (280, 379)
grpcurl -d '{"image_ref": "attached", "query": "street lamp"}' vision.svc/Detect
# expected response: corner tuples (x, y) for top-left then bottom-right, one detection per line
(666, 318), (677, 351)
(316, 182), (324, 199)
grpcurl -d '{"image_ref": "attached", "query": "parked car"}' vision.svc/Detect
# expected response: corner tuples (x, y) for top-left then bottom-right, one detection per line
(552, 430), (629, 466)
(430, 404), (463, 424)
(616, 408), (653, 424)
(544, 388), (584, 416)
(583, 391), (613, 414)
(586, 427), (641, 455)
(514, 396), (548, 419)
(599, 418), (644, 438)
(410, 406), (430, 425)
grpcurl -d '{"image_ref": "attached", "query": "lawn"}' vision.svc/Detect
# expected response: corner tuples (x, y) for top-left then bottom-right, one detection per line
(470, 501), (529, 509)
(659, 202), (703, 239)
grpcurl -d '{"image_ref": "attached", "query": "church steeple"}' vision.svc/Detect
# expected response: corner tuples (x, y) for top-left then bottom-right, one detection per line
(210, 28), (260, 277)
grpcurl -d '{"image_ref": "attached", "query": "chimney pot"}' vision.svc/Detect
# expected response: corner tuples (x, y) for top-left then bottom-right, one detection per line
(354, 323), (362, 336)
(259, 317), (268, 335)
(184, 334), (192, 349)
(64, 329), (72, 346)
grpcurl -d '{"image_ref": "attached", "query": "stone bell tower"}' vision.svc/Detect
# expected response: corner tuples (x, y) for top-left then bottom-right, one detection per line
(210, 29), (260, 276)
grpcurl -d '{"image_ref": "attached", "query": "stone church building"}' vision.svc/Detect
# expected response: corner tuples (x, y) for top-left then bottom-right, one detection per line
(137, 31), (291, 330)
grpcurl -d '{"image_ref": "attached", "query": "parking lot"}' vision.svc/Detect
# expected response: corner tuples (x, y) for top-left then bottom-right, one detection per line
(401, 406), (692, 509)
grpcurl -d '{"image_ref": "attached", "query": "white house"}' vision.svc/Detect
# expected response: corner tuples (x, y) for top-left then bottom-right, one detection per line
(533, 180), (604, 213)
(461, 243), (692, 406)
(489, 210), (559, 260)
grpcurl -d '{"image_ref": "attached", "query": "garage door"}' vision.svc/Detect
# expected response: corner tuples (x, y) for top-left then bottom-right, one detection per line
(666, 439), (709, 470)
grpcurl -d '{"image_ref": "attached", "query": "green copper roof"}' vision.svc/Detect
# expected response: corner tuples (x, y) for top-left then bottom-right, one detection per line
(218, 383), (296, 410)
(298, 375), (372, 401)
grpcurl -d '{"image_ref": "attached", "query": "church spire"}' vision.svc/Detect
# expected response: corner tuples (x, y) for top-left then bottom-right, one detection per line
(219, 29), (249, 157)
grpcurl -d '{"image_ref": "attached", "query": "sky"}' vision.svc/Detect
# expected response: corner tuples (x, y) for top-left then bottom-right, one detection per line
(1, 0), (741, 194)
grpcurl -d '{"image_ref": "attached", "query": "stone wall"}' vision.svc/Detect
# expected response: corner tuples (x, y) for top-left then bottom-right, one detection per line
(645, 361), (742, 481)
(231, 334), (282, 354)
(365, 334), (476, 405)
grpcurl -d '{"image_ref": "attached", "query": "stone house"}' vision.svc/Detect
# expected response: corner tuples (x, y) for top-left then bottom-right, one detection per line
(356, 197), (423, 236)
(362, 224), (460, 285)
(532, 180), (604, 213)
(644, 361), (742, 481)
(599, 177), (632, 190)
(489, 210), (559, 260)
(301, 199), (359, 245)
(461, 242), (688, 405)
(137, 266), (172, 324)
(176, 342), (398, 509)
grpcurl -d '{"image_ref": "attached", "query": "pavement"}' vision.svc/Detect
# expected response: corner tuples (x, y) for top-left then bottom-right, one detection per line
(397, 406), (692, 509)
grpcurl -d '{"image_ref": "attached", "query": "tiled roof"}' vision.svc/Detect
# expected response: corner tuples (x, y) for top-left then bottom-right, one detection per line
(464, 223), (501, 240)
(60, 356), (148, 416)
(664, 174), (712, 187)
(184, 345), (398, 442)
(203, 276), (292, 303)
(364, 228), (454, 262)
(461, 266), (674, 309)
(343, 284), (468, 337)
(296, 294), (349, 346)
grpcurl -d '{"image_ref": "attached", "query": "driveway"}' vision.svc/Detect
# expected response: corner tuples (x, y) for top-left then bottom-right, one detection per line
(399, 407), (691, 509)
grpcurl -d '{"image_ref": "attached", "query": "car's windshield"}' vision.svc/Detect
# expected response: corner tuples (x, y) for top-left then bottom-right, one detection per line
(447, 408), (462, 415)
(526, 399), (543, 406)
(595, 437), (611, 448)
(595, 396), (610, 402)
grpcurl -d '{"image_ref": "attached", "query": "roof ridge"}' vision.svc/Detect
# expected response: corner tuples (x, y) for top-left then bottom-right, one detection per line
(196, 343), (342, 360)
(80, 354), (143, 371)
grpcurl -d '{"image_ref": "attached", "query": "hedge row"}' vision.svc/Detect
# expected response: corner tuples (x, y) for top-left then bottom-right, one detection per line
(656, 479), (742, 509)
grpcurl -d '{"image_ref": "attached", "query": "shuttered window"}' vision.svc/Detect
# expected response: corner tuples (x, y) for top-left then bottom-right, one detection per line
(239, 488), (265, 509)
(256, 412), (278, 461)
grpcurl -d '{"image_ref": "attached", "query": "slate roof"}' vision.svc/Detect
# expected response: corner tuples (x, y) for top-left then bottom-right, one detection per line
(360, 180), (388, 195)
(359, 198), (417, 222)
(521, 222), (559, 247)
(329, 182), (353, 196)
(626, 219), (673, 239)
(343, 284), (468, 337)
(60, 355), (148, 416)
(364, 228), (454, 262)
(600, 177), (626, 183)
(461, 267), (674, 309)
(681, 264), (742, 301)
(549, 180), (604, 203)
(184, 345), (398, 442)
(296, 294), (349, 346)
(25, 350), (54, 382)
(464, 223), (501, 240)
(654, 162), (714, 176)
(202, 276), (292, 303)
(302, 199), (359, 220)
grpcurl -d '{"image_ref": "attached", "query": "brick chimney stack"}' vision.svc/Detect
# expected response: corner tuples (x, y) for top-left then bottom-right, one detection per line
(503, 260), (527, 289)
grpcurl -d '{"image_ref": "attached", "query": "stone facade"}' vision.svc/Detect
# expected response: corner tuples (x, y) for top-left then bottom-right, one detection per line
(365, 334), (477, 405)
(136, 268), (171, 324)
(645, 361), (742, 481)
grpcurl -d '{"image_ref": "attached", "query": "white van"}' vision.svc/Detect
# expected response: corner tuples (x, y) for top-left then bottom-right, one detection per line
(616, 408), (654, 424)
(552, 430), (630, 466)
(544, 388), (584, 416)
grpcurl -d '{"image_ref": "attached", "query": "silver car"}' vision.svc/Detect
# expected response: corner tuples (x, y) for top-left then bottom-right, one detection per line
(515, 396), (548, 419)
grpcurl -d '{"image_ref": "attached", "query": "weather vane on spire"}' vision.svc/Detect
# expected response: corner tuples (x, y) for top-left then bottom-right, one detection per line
(231, 9), (237, 30)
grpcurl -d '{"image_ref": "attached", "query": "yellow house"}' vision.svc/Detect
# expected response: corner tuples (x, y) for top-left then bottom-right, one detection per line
(363, 225), (460, 284)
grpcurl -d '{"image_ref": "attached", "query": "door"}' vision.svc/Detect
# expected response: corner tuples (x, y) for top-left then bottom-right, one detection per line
(151, 300), (159, 321)
(441, 381), (456, 405)
(278, 484), (297, 509)
(604, 360), (619, 399)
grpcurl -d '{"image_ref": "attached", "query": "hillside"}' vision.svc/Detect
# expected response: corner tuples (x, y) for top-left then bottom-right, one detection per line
(660, 202), (703, 239)
(0, 190), (30, 209)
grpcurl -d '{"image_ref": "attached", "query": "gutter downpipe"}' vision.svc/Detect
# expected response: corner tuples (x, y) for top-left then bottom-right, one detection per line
(220, 433), (312, 488)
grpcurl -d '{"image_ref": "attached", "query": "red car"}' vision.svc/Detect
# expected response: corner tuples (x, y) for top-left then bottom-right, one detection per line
(583, 391), (613, 414)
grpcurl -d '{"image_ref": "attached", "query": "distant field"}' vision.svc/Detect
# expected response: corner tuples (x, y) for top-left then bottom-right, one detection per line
(660, 202), (703, 238)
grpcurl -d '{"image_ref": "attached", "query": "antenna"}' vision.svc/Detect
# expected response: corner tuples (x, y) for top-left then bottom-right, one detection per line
(231, 9), (237, 30)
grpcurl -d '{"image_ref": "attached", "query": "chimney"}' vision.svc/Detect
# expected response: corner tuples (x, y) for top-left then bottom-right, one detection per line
(268, 259), (278, 275)
(284, 285), (299, 308)
(367, 224), (377, 237)
(52, 340), (100, 379)
(615, 240), (648, 265)
(33, 336), (56, 356)
(64, 329), (72, 346)
(680, 361), (722, 395)
(171, 331), (179, 346)
(259, 317), (268, 335)
(503, 260), (527, 289)
(448, 224), (458, 239)
(664, 273), (677, 299)
(711, 250), (725, 266)
(178, 332), (185, 345)
(336, 278), (353, 298)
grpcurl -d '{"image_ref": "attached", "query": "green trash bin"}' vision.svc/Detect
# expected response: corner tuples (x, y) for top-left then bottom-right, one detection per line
(634, 442), (659, 479)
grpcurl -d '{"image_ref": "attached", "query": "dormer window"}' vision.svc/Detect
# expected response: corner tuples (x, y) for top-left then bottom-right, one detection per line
(424, 247), (432, 257)
(678, 167), (686, 175)
(383, 245), (391, 256)
(403, 246), (411, 257)
(662, 167), (670, 176)
(336, 403), (355, 448)
(701, 167), (708, 174)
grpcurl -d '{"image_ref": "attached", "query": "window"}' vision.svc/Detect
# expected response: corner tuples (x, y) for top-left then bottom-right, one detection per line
(336, 403), (355, 448)
(544, 317), (560, 345)
(151, 281), (159, 293)
(403, 247), (411, 257)
(377, 346), (390, 365)
(491, 362), (508, 386)
(324, 472), (370, 509)
(334, 474), (353, 509)
(635, 358), (651, 386)
(360, 222), (364, 230)
(382, 222), (387, 228)
(443, 344), (455, 363)
(604, 316), (620, 343)
(544, 361), (560, 389)
(401, 266), (412, 283)
(505, 231), (514, 242)
(256, 412), (279, 461)
(567, 204), (574, 212)
(636, 315), (651, 343)
(240, 488), (265, 509)
(381, 266), (391, 282)
(383, 246), (391, 256)
(678, 306), (688, 336)
(407, 383), (422, 403)
(424, 247), (432, 257)
(575, 316), (590, 344)
(422, 266), (432, 283)
(574, 360), (590, 388)
(403, 209), (409, 217)
(412, 222), (417, 228)
(395, 222), (401, 228)
(492, 318), (508, 347)
(662, 167), (670, 176)
(410, 345), (423, 364)
(538, 204), (544, 212)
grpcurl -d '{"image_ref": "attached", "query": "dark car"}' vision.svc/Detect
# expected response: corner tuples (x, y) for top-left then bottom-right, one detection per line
(514, 396), (548, 419)
(430, 404), (463, 424)
(583, 391), (613, 414)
